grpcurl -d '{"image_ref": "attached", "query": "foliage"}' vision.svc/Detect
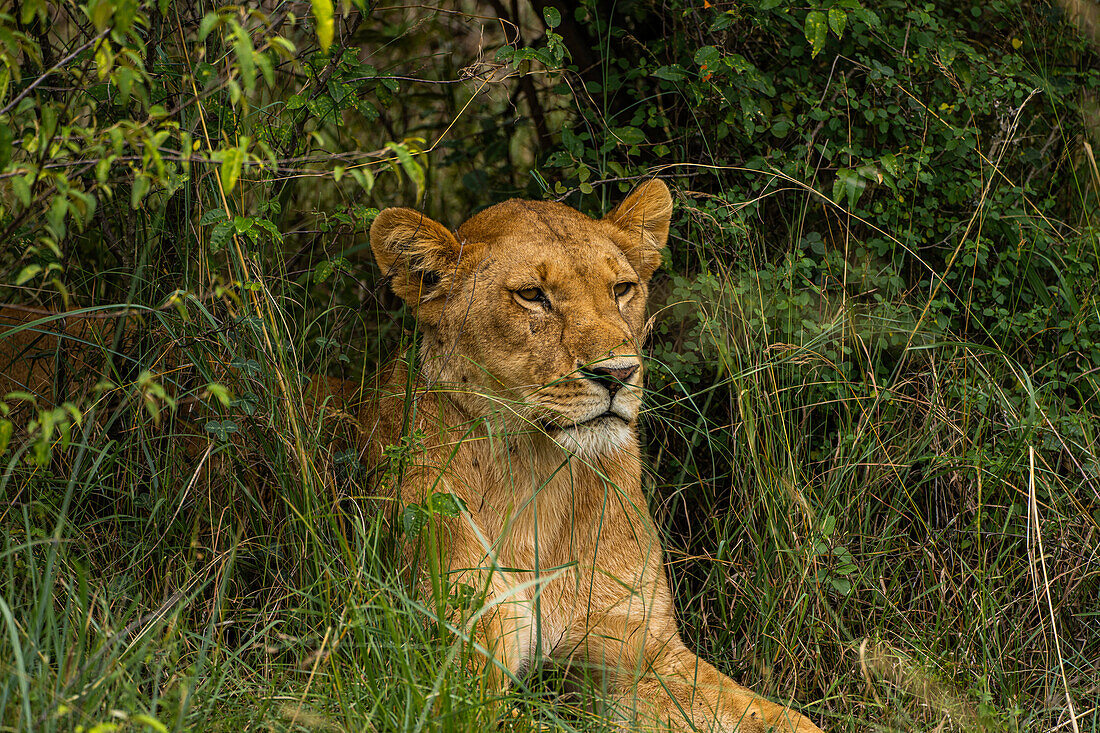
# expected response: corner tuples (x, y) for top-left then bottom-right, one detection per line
(1, 1), (1098, 732)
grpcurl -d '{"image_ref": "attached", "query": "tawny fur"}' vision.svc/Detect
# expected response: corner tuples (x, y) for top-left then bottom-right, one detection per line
(0, 181), (823, 731)
(362, 180), (824, 732)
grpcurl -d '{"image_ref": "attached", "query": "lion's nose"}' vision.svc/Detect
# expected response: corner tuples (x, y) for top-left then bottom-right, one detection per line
(580, 363), (638, 398)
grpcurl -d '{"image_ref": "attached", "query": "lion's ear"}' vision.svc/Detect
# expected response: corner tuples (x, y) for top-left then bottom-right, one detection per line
(370, 208), (466, 322)
(604, 179), (672, 281)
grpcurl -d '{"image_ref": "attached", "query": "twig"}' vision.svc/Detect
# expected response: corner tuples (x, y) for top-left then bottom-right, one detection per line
(552, 172), (695, 202)
(485, 0), (550, 148)
(0, 29), (109, 116)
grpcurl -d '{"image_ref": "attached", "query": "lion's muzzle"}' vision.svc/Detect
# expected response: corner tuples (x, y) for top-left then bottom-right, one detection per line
(579, 360), (637, 400)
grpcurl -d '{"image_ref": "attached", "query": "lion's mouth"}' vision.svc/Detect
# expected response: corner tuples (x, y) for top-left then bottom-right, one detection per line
(542, 410), (629, 433)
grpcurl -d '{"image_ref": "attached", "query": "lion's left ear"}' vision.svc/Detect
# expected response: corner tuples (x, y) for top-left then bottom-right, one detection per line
(604, 179), (672, 281)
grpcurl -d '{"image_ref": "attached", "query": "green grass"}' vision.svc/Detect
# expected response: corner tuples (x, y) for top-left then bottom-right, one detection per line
(2, 3), (1099, 732)
(2, 210), (1097, 732)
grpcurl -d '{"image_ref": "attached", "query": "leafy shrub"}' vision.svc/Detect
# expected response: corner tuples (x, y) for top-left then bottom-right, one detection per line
(1, 1), (1097, 731)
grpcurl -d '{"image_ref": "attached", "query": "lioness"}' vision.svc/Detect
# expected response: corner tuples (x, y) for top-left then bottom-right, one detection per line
(364, 180), (823, 732)
(0, 182), (822, 731)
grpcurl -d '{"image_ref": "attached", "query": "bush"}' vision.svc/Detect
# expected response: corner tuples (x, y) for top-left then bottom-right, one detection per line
(1, 1), (1097, 731)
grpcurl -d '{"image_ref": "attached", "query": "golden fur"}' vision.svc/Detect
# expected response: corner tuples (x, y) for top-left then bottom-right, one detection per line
(0, 181), (823, 731)
(0, 306), (111, 396)
(0, 305), (130, 424)
(363, 180), (823, 732)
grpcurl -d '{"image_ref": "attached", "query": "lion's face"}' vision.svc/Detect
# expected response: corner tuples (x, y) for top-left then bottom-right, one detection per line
(370, 180), (672, 457)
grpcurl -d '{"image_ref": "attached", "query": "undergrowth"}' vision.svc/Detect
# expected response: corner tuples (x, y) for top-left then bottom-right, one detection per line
(1, 1), (1098, 732)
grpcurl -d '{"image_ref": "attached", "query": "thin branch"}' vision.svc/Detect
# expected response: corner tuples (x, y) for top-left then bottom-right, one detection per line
(0, 28), (109, 116)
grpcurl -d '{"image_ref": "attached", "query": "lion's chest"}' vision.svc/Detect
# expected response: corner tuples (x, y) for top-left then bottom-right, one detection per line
(459, 445), (652, 584)
(472, 458), (589, 569)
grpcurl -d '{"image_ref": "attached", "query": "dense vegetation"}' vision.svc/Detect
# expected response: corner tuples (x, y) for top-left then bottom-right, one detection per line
(1, 1), (1098, 730)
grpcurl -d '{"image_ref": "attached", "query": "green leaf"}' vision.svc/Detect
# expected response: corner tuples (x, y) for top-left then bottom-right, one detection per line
(232, 391), (260, 416)
(130, 174), (151, 209)
(711, 12), (737, 32)
(200, 209), (228, 226)
(542, 6), (561, 28)
(89, 0), (113, 31)
(251, 218), (283, 242)
(350, 167), (375, 195)
(314, 257), (350, 283)
(210, 220), (233, 252)
(15, 264), (41, 285)
(255, 50), (274, 87)
(220, 142), (246, 192)
(116, 67), (135, 104)
(232, 22), (256, 92)
(312, 0), (335, 54)
(403, 503), (428, 537)
(828, 8), (847, 37)
(46, 194), (68, 239)
(0, 124), (11, 169)
(11, 174), (31, 207)
(350, 205), (379, 226)
(829, 577), (852, 595)
(939, 44), (957, 67)
(307, 95), (337, 122)
(20, 0), (44, 24)
(651, 65), (687, 82)
(428, 492), (468, 517)
(385, 142), (425, 205)
(853, 8), (880, 27)
(612, 126), (645, 145)
(314, 259), (334, 283)
(204, 420), (239, 442)
(804, 11), (828, 58)
(694, 46), (720, 70)
(231, 358), (261, 376)
(832, 168), (867, 209)
(880, 153), (899, 177)
(193, 62), (216, 87)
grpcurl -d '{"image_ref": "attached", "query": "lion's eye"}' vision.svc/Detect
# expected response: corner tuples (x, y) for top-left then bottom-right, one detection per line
(516, 287), (546, 303)
(614, 282), (635, 298)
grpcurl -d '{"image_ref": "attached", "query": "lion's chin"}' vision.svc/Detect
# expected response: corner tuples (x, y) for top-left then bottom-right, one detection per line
(546, 416), (634, 459)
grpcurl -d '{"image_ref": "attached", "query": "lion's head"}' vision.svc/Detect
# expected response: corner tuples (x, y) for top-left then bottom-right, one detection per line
(369, 180), (672, 458)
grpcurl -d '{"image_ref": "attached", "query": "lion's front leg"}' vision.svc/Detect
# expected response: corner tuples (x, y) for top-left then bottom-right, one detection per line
(557, 613), (823, 733)
(464, 575), (537, 700)
(406, 516), (538, 720)
(432, 540), (539, 710)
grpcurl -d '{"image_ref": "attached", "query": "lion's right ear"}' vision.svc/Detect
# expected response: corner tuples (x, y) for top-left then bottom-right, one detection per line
(370, 208), (466, 322)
